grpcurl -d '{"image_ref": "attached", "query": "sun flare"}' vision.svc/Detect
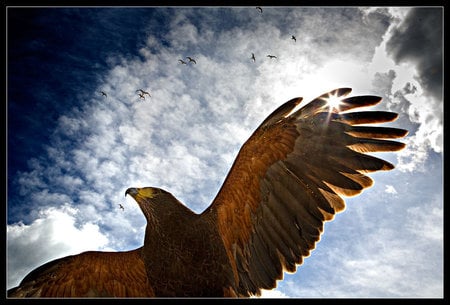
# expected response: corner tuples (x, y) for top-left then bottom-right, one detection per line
(324, 94), (343, 112)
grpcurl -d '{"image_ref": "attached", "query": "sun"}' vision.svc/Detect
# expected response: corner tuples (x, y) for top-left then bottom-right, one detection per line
(323, 94), (343, 112)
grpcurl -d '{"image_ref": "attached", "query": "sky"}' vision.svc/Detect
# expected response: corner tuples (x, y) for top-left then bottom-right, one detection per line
(6, 6), (443, 298)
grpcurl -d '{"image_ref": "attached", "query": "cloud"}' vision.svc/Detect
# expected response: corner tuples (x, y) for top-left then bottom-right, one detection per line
(386, 8), (443, 102)
(367, 7), (443, 172)
(406, 197), (443, 242)
(385, 7), (443, 160)
(7, 204), (110, 289)
(343, 195), (443, 297)
(258, 289), (289, 298)
(384, 184), (397, 194)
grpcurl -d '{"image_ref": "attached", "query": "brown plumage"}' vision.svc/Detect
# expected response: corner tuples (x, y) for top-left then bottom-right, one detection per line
(8, 88), (407, 298)
(8, 249), (153, 297)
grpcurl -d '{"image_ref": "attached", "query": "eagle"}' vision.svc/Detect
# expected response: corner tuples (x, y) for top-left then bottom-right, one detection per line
(8, 88), (407, 297)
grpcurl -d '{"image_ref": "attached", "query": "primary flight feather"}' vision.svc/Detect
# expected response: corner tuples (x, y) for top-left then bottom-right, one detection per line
(8, 88), (407, 297)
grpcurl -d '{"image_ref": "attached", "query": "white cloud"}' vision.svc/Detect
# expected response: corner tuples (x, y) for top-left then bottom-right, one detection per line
(384, 184), (397, 194)
(29, 189), (73, 207)
(258, 289), (289, 298)
(7, 204), (110, 289)
(341, 196), (443, 297)
(406, 197), (443, 242)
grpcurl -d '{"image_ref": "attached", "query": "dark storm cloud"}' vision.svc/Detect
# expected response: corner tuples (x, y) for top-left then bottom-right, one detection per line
(386, 8), (443, 101)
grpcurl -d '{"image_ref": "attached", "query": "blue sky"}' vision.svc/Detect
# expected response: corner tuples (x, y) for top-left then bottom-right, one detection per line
(6, 7), (443, 297)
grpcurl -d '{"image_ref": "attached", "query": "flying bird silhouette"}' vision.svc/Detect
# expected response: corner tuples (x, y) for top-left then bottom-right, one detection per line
(119, 204), (124, 211)
(267, 54), (277, 59)
(7, 88), (407, 297)
(256, 6), (263, 13)
(179, 59), (187, 65)
(291, 35), (296, 42)
(251, 53), (256, 62)
(186, 56), (197, 64)
(100, 91), (107, 98)
(138, 92), (146, 100)
(136, 89), (151, 97)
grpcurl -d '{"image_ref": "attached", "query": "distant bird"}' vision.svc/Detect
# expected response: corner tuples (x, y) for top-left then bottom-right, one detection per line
(291, 35), (296, 42)
(179, 59), (187, 65)
(100, 91), (107, 98)
(186, 57), (197, 64)
(7, 88), (407, 298)
(138, 92), (146, 100)
(267, 55), (277, 59)
(119, 204), (124, 211)
(251, 53), (256, 62)
(256, 6), (262, 13)
(136, 89), (151, 97)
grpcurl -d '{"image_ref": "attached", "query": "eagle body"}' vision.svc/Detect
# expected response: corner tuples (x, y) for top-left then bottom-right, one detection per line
(131, 188), (234, 297)
(8, 88), (407, 298)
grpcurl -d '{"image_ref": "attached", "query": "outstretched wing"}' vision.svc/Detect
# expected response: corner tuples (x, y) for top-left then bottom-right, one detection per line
(8, 248), (154, 297)
(202, 88), (407, 296)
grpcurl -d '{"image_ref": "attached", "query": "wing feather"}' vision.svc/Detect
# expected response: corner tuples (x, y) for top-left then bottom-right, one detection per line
(348, 126), (408, 139)
(334, 111), (399, 125)
(338, 95), (382, 111)
(249, 232), (274, 287)
(266, 164), (327, 228)
(8, 248), (154, 297)
(202, 88), (407, 296)
(259, 208), (299, 265)
(265, 190), (315, 261)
